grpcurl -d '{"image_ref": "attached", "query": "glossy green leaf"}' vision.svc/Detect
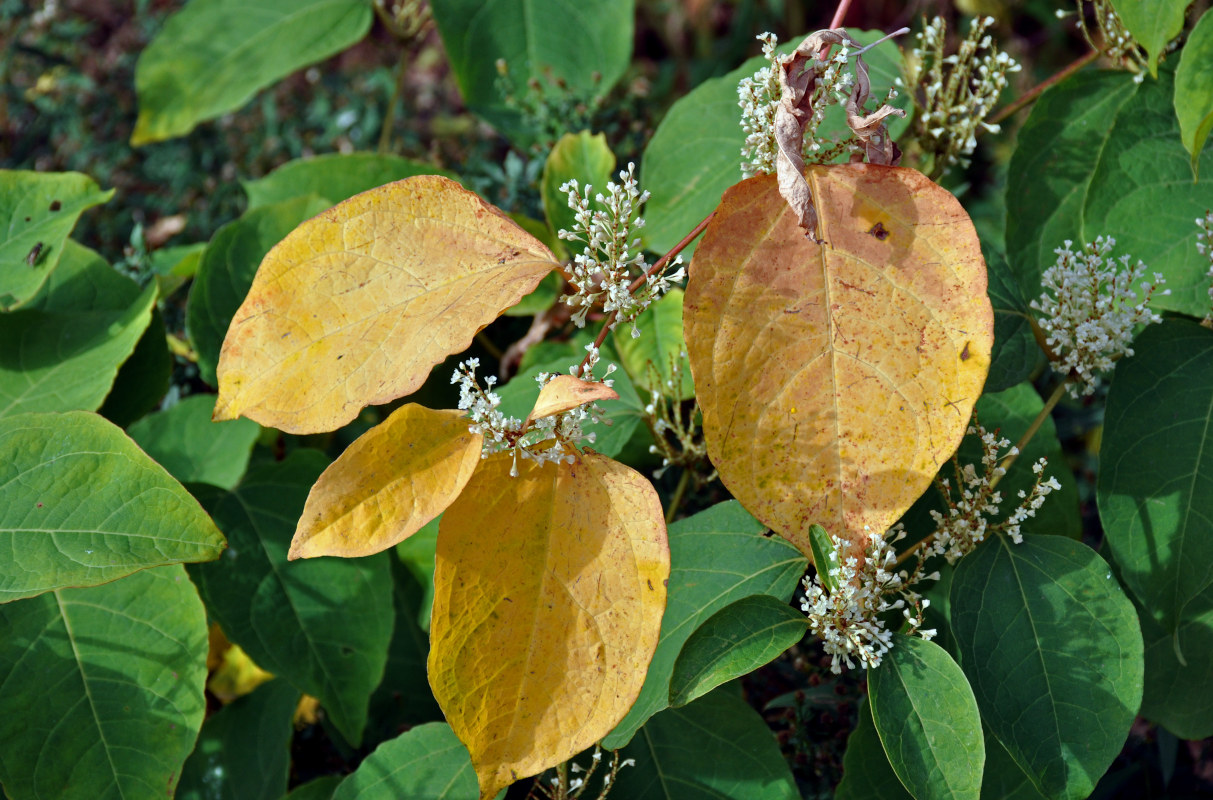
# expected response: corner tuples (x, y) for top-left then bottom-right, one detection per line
(127, 394), (261, 489)
(669, 594), (805, 708)
(1007, 68), (1212, 316)
(985, 248), (1038, 393)
(1110, 0), (1188, 77)
(602, 501), (806, 749)
(981, 730), (1049, 800)
(186, 195), (330, 386)
(0, 411), (226, 603)
(132, 0), (373, 144)
(613, 687), (800, 800)
(243, 153), (456, 210)
(176, 678), (299, 800)
(0, 565), (209, 800)
(331, 722), (493, 800)
(0, 170), (113, 309)
(808, 523), (839, 592)
(1175, 8), (1213, 174)
(835, 699), (914, 800)
(540, 130), (615, 238)
(188, 451), (394, 747)
(950, 536), (1143, 800)
(869, 634), (984, 800)
(614, 288), (695, 400)
(98, 307), (173, 427)
(1138, 584), (1213, 740)
(1099, 320), (1213, 635)
(641, 29), (910, 257)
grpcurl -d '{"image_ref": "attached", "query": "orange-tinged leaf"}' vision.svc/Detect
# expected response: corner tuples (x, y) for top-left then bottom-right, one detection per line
(213, 175), (558, 433)
(429, 450), (669, 799)
(523, 374), (619, 427)
(684, 166), (991, 556)
(289, 404), (482, 559)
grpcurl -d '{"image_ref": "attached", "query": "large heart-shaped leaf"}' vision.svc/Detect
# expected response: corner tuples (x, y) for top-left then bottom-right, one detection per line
(684, 167), (991, 554)
(835, 699), (914, 800)
(1138, 584), (1213, 740)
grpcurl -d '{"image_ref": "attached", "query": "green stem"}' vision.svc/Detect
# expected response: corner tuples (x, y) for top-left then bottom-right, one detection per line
(666, 468), (691, 524)
(988, 379), (1068, 491)
(474, 331), (503, 360)
(556, 761), (569, 800)
(378, 46), (409, 154)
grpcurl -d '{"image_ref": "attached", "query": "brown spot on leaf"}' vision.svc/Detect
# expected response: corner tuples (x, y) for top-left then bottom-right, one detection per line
(960, 342), (971, 361)
(49, 200), (61, 211)
(868, 221), (889, 240)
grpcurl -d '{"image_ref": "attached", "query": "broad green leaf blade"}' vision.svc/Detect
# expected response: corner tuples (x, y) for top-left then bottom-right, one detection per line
(1099, 320), (1213, 633)
(127, 394), (261, 489)
(614, 288), (695, 399)
(0, 565), (209, 800)
(132, 0), (373, 144)
(1175, 8), (1213, 174)
(188, 452), (394, 747)
(668, 594), (805, 708)
(1138, 585), (1213, 739)
(950, 537), (1144, 800)
(331, 722), (491, 800)
(641, 29), (910, 257)
(187, 195), (331, 386)
(835, 699), (914, 800)
(244, 153), (457, 209)
(176, 678), (299, 800)
(985, 249), (1039, 393)
(868, 634), (984, 800)
(981, 730), (1050, 800)
(540, 130), (615, 238)
(98, 307), (174, 428)
(603, 501), (807, 749)
(1109, 0), (1188, 77)
(0, 411), (226, 603)
(0, 170), (113, 310)
(612, 687), (800, 800)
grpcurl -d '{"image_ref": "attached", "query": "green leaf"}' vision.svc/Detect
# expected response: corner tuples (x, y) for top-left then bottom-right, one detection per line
(0, 243), (157, 419)
(985, 248), (1039, 393)
(176, 678), (299, 800)
(187, 194), (331, 386)
(641, 29), (910, 257)
(613, 687), (800, 800)
(808, 523), (839, 592)
(243, 153), (457, 210)
(0, 411), (226, 603)
(981, 730), (1050, 800)
(132, 0), (374, 144)
(1138, 584), (1213, 740)
(540, 130), (616, 238)
(1109, 0), (1189, 77)
(396, 515), (439, 632)
(127, 394), (261, 489)
(284, 776), (343, 800)
(430, 0), (634, 132)
(614, 288), (695, 400)
(0, 565), (209, 800)
(602, 501), (806, 749)
(950, 536), (1144, 800)
(868, 634), (984, 800)
(0, 170), (113, 310)
(331, 722), (489, 800)
(835, 699), (914, 800)
(98, 307), (174, 428)
(503, 269), (562, 316)
(1007, 68), (1212, 316)
(1099, 319), (1213, 635)
(149, 242), (207, 300)
(188, 451), (394, 747)
(669, 594), (805, 708)
(1175, 8), (1213, 175)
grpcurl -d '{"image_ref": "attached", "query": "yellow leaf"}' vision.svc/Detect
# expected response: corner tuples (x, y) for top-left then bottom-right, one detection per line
(206, 625), (274, 704)
(213, 175), (558, 433)
(523, 374), (619, 428)
(684, 167), (992, 555)
(288, 404), (483, 559)
(429, 450), (669, 799)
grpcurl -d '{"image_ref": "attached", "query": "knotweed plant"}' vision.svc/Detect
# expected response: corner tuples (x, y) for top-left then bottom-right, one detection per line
(1068, 0), (1150, 77)
(1198, 211), (1213, 323)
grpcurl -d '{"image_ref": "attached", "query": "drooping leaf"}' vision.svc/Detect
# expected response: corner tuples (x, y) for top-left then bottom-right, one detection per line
(985, 248), (1039, 393)
(835, 699), (914, 800)
(176, 678), (299, 800)
(98, 307), (174, 427)
(603, 500), (806, 749)
(213, 176), (558, 433)
(668, 594), (806, 708)
(244, 153), (457, 209)
(187, 194), (331, 386)
(429, 450), (669, 799)
(1098, 320), (1213, 635)
(332, 722), (497, 800)
(684, 168), (992, 555)
(950, 536), (1144, 800)
(289, 404), (483, 559)
(1109, 0), (1189, 77)
(612, 687), (800, 800)
(540, 130), (616, 238)
(525, 374), (618, 425)
(0, 411), (226, 603)
(0, 170), (113, 310)
(126, 394), (261, 489)
(131, 0), (373, 144)
(613, 287), (695, 399)
(188, 452), (394, 747)
(0, 565), (209, 800)
(1138, 584), (1213, 740)
(1175, 9), (1213, 175)
(868, 634), (984, 800)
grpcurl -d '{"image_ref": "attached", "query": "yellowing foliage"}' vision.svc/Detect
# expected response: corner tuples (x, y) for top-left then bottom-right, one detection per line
(524, 374), (619, 427)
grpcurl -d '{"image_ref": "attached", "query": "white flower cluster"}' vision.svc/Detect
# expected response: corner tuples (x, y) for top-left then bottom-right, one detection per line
(801, 526), (936, 674)
(800, 43), (856, 156)
(739, 33), (782, 178)
(926, 424), (1062, 563)
(1197, 212), (1213, 321)
(906, 16), (1021, 171)
(1067, 1), (1148, 79)
(1031, 236), (1168, 397)
(557, 164), (684, 335)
